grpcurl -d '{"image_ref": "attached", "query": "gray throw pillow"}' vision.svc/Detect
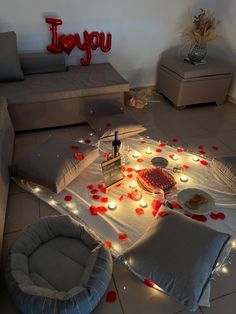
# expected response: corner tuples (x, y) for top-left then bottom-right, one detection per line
(11, 137), (99, 193)
(121, 207), (230, 311)
(0, 31), (24, 82)
(212, 156), (236, 193)
(88, 113), (146, 141)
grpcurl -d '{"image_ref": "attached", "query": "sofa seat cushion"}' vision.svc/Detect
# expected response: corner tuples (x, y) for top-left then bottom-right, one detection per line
(0, 63), (129, 105)
(11, 137), (99, 193)
(6, 215), (113, 314)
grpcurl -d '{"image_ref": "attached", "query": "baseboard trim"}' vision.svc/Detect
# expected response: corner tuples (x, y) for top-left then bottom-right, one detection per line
(228, 95), (236, 105)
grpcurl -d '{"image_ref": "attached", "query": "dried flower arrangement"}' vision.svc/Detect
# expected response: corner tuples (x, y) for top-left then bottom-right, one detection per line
(181, 8), (220, 46)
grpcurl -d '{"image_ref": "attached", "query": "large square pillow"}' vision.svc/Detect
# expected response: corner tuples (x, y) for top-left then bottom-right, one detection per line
(212, 155), (236, 193)
(0, 31), (24, 82)
(88, 113), (146, 141)
(11, 137), (99, 193)
(121, 207), (230, 311)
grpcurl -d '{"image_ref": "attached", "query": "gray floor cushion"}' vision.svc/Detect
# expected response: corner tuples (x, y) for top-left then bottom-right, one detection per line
(5, 215), (113, 314)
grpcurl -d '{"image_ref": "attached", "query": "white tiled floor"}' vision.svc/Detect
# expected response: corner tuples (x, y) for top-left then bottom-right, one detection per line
(1, 96), (236, 313)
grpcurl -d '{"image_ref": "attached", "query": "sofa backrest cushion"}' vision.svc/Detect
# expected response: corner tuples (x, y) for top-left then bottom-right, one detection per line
(0, 97), (15, 258)
(19, 52), (66, 75)
(0, 32), (24, 82)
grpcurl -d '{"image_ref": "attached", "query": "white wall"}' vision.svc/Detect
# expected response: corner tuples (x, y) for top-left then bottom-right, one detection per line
(1, 0), (219, 88)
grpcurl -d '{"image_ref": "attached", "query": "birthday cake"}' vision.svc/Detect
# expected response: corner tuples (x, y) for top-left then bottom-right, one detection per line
(137, 167), (176, 192)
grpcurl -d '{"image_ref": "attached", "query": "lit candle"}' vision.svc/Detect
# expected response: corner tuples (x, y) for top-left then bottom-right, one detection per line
(132, 151), (140, 158)
(145, 147), (152, 155)
(192, 155), (200, 162)
(180, 174), (189, 182)
(49, 199), (56, 206)
(232, 241), (236, 249)
(34, 187), (41, 193)
(72, 209), (79, 215)
(135, 164), (141, 171)
(78, 139), (84, 143)
(221, 266), (228, 274)
(108, 202), (117, 210)
(89, 132), (94, 136)
(129, 180), (137, 189)
(172, 154), (179, 161)
(139, 198), (147, 208)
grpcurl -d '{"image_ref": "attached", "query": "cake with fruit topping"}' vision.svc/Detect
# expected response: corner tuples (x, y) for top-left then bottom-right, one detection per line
(137, 167), (176, 192)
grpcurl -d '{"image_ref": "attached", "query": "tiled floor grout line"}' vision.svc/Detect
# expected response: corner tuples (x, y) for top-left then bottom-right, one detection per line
(210, 290), (236, 302)
(112, 273), (126, 314)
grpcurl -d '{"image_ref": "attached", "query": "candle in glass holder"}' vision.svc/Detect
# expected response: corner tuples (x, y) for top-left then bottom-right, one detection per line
(172, 154), (179, 161)
(139, 198), (147, 208)
(180, 174), (189, 182)
(108, 202), (117, 210)
(135, 164), (141, 171)
(192, 155), (200, 162)
(132, 151), (140, 158)
(145, 147), (152, 155)
(129, 180), (137, 189)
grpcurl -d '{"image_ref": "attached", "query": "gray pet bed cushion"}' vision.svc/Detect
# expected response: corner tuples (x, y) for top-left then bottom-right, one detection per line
(6, 215), (113, 314)
(212, 155), (236, 193)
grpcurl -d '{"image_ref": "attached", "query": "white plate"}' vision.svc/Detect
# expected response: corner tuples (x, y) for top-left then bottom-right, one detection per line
(177, 188), (215, 215)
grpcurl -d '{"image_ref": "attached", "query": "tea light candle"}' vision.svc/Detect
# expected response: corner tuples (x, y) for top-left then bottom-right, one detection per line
(34, 187), (41, 193)
(145, 147), (152, 155)
(139, 198), (147, 208)
(135, 164), (141, 171)
(132, 151), (140, 158)
(180, 174), (189, 182)
(72, 209), (79, 215)
(49, 199), (56, 206)
(129, 180), (137, 189)
(172, 154), (179, 161)
(192, 155), (200, 162)
(78, 139), (84, 143)
(108, 202), (117, 210)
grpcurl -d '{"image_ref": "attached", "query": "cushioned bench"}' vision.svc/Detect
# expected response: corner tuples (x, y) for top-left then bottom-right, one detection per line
(0, 53), (129, 131)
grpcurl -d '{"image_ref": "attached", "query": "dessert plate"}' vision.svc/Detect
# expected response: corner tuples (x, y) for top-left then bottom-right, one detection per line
(177, 188), (215, 215)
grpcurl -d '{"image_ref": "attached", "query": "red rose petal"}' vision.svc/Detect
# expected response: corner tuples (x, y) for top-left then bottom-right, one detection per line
(159, 142), (166, 147)
(97, 206), (107, 214)
(64, 195), (72, 202)
(144, 279), (155, 287)
(127, 174), (133, 179)
(128, 189), (142, 201)
(118, 233), (128, 241)
(74, 153), (84, 160)
(136, 207), (144, 215)
(158, 211), (169, 218)
(177, 148), (184, 153)
(100, 197), (108, 203)
(90, 189), (98, 194)
(115, 182), (123, 188)
(103, 152), (110, 158)
(137, 158), (144, 163)
(140, 140), (147, 144)
(104, 241), (112, 248)
(200, 160), (209, 166)
(152, 210), (158, 217)
(199, 150), (206, 155)
(187, 214), (207, 222)
(90, 206), (98, 216)
(210, 212), (225, 220)
(183, 164), (190, 170)
(151, 199), (162, 210)
(71, 145), (79, 150)
(121, 166), (126, 172)
(92, 195), (100, 200)
(87, 184), (94, 190)
(156, 148), (162, 153)
(98, 183), (105, 189)
(119, 194), (126, 202)
(172, 138), (178, 142)
(169, 154), (175, 159)
(212, 145), (219, 151)
(106, 291), (117, 303)
(198, 145), (204, 150)
(84, 139), (91, 144)
(170, 200), (182, 209)
(126, 167), (134, 173)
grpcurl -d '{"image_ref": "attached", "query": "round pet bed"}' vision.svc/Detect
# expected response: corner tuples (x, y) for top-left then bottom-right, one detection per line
(6, 215), (113, 314)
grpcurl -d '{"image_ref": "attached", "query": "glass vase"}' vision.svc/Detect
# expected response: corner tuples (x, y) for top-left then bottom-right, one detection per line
(188, 44), (207, 63)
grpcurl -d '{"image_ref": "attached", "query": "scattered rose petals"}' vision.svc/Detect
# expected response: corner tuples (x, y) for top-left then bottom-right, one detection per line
(103, 152), (110, 158)
(97, 206), (107, 214)
(144, 279), (155, 287)
(128, 189), (142, 201)
(118, 233), (128, 241)
(170, 200), (182, 209)
(126, 167), (134, 173)
(106, 123), (112, 128)
(90, 206), (98, 216)
(151, 199), (162, 210)
(104, 241), (112, 248)
(84, 139), (91, 144)
(156, 148), (162, 153)
(182, 165), (190, 170)
(198, 145), (204, 150)
(74, 153), (84, 160)
(169, 154), (175, 159)
(119, 194), (126, 202)
(200, 160), (209, 166)
(210, 212), (225, 220)
(87, 184), (94, 190)
(140, 140), (147, 144)
(98, 183), (106, 194)
(199, 150), (206, 155)
(158, 211), (169, 218)
(100, 197), (108, 203)
(64, 195), (72, 202)
(212, 145), (219, 151)
(187, 214), (207, 222)
(121, 165), (126, 172)
(152, 210), (158, 217)
(127, 174), (133, 179)
(71, 145), (79, 150)
(172, 138), (178, 142)
(137, 158), (144, 163)
(92, 195), (100, 200)
(177, 148), (184, 153)
(159, 142), (166, 147)
(90, 189), (98, 194)
(136, 207), (144, 215)
(106, 291), (117, 303)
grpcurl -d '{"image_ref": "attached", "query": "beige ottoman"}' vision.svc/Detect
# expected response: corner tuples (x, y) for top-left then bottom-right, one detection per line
(157, 56), (234, 109)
